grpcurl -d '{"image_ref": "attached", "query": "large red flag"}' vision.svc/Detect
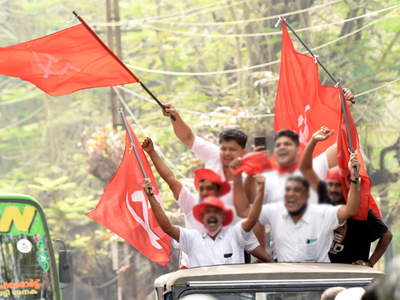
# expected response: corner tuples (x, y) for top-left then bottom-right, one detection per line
(86, 122), (171, 266)
(274, 21), (340, 156)
(0, 24), (139, 96)
(336, 90), (381, 220)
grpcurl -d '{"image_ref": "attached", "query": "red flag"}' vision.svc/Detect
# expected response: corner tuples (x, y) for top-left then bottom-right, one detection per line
(336, 90), (381, 220)
(274, 21), (340, 157)
(234, 152), (272, 176)
(0, 24), (138, 96)
(86, 122), (171, 266)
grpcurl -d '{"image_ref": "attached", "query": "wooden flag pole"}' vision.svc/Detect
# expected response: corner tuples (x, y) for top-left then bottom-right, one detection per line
(119, 108), (153, 195)
(72, 11), (175, 121)
(277, 18), (360, 190)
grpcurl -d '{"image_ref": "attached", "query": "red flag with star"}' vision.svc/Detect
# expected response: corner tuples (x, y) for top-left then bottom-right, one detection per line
(336, 89), (381, 220)
(86, 121), (171, 266)
(274, 20), (340, 157)
(0, 22), (138, 97)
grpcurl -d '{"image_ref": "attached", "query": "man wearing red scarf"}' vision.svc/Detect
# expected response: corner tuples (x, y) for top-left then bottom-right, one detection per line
(300, 127), (392, 266)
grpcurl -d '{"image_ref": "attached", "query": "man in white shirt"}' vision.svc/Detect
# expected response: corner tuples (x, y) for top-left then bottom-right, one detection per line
(161, 103), (269, 249)
(233, 153), (361, 262)
(142, 174), (265, 268)
(141, 137), (273, 267)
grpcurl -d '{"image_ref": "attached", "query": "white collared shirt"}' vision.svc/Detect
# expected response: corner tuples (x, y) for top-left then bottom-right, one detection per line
(174, 186), (260, 267)
(259, 202), (344, 263)
(177, 222), (252, 268)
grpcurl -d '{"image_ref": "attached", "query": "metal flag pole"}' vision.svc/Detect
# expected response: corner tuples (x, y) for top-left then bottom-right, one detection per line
(119, 108), (153, 195)
(72, 11), (175, 122)
(277, 17), (360, 190)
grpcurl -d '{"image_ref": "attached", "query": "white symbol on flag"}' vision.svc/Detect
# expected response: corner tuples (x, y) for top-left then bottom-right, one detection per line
(125, 191), (163, 250)
(32, 51), (81, 78)
(298, 104), (311, 145)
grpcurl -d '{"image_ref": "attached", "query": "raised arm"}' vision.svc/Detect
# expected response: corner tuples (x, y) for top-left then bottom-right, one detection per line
(231, 158), (251, 218)
(142, 137), (182, 199)
(241, 175), (265, 232)
(162, 103), (195, 149)
(143, 179), (180, 242)
(324, 89), (355, 168)
(299, 127), (334, 192)
(337, 153), (361, 223)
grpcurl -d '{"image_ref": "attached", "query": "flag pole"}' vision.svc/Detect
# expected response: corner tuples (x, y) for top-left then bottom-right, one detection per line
(72, 11), (175, 122)
(119, 108), (153, 195)
(278, 18), (360, 190)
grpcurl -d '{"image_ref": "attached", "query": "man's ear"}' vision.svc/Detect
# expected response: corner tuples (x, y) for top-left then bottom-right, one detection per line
(296, 146), (301, 157)
(242, 148), (248, 155)
(222, 214), (226, 222)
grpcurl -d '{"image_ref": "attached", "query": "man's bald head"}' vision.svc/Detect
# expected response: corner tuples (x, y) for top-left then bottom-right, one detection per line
(321, 287), (346, 300)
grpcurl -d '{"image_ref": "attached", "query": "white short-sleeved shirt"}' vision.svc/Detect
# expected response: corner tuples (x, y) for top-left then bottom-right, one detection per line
(177, 222), (253, 268)
(174, 186), (260, 267)
(259, 202), (344, 263)
(262, 153), (329, 205)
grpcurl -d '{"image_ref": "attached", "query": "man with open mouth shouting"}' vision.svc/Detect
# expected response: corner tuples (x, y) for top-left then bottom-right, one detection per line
(142, 173), (265, 268)
(142, 137), (273, 268)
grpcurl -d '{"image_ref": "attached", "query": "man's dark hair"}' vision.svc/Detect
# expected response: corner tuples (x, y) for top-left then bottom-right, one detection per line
(274, 129), (300, 147)
(218, 129), (247, 149)
(287, 176), (310, 193)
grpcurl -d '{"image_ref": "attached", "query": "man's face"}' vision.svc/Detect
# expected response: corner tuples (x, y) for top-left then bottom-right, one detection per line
(274, 136), (300, 168)
(201, 206), (225, 231)
(284, 180), (309, 213)
(199, 180), (220, 200)
(326, 180), (345, 205)
(219, 140), (247, 168)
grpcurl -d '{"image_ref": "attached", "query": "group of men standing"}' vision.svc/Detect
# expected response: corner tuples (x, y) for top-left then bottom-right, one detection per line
(141, 89), (392, 269)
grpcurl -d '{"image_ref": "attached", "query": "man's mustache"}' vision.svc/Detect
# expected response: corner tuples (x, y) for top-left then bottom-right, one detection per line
(328, 192), (341, 197)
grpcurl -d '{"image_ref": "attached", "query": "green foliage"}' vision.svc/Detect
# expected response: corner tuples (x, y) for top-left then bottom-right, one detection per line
(1, 0), (400, 297)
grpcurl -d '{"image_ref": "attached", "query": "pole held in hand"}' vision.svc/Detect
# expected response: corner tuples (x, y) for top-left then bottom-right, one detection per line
(277, 17), (360, 191)
(119, 108), (153, 195)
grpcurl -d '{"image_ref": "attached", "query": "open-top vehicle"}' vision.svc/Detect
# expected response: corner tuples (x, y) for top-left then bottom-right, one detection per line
(154, 263), (384, 300)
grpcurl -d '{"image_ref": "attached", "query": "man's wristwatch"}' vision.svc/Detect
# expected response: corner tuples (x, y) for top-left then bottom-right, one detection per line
(350, 177), (360, 184)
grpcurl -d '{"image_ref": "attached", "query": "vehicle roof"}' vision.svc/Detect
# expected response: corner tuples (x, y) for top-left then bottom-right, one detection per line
(0, 193), (43, 209)
(155, 263), (385, 290)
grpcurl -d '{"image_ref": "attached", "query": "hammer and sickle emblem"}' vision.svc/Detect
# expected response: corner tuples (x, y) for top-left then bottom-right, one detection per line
(32, 51), (81, 78)
(298, 104), (311, 146)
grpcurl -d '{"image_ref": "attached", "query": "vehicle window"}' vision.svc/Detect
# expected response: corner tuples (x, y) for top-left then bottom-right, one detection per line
(179, 291), (323, 300)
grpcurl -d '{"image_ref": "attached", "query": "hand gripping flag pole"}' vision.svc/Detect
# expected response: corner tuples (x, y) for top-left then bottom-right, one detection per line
(119, 108), (153, 195)
(276, 17), (360, 191)
(72, 11), (176, 121)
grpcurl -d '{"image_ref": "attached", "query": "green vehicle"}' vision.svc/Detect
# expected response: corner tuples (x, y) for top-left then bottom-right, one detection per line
(0, 194), (72, 300)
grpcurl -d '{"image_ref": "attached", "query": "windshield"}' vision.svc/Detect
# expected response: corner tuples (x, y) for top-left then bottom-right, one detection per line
(0, 201), (57, 300)
(179, 291), (323, 300)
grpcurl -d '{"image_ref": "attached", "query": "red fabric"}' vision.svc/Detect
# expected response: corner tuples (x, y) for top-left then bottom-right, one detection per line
(275, 158), (300, 175)
(192, 196), (233, 226)
(0, 24), (138, 96)
(194, 168), (231, 196)
(234, 152), (272, 176)
(336, 89), (381, 220)
(326, 166), (340, 181)
(85, 121), (171, 266)
(274, 21), (340, 157)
